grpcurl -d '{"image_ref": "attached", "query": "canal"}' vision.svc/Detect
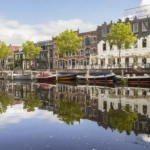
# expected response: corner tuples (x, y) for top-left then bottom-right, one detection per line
(0, 80), (150, 150)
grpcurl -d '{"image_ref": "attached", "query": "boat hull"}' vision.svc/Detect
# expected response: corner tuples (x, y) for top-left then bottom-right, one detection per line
(36, 76), (56, 82)
(77, 74), (115, 84)
(117, 75), (150, 85)
(57, 74), (77, 81)
(8, 74), (32, 80)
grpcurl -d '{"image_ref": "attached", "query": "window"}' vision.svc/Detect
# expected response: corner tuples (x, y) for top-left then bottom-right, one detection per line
(142, 21), (148, 32)
(102, 28), (107, 37)
(85, 37), (90, 46)
(92, 49), (96, 55)
(103, 43), (106, 51)
(142, 39), (147, 48)
(87, 58), (89, 65)
(85, 48), (90, 56)
(133, 23), (138, 33)
(92, 37), (96, 42)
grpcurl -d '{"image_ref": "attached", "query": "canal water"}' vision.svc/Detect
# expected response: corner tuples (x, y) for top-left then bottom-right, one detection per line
(0, 80), (150, 150)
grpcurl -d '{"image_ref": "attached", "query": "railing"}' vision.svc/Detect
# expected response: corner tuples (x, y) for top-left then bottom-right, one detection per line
(53, 63), (150, 70)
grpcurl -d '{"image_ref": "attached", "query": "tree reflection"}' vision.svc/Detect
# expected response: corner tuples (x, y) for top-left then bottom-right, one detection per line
(0, 94), (14, 114)
(23, 94), (43, 112)
(108, 106), (138, 133)
(57, 98), (83, 125)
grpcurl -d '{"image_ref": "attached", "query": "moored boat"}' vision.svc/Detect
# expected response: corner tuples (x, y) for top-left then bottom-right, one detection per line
(36, 72), (77, 82)
(77, 72), (116, 84)
(7, 67), (39, 80)
(36, 72), (56, 82)
(116, 74), (150, 85)
(57, 73), (77, 81)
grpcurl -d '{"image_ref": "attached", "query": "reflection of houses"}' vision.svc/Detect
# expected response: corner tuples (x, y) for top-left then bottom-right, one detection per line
(97, 17), (150, 68)
(53, 84), (99, 121)
(53, 29), (98, 69)
(96, 86), (150, 135)
(55, 84), (150, 135)
(98, 87), (150, 117)
(33, 83), (56, 111)
(13, 82), (33, 100)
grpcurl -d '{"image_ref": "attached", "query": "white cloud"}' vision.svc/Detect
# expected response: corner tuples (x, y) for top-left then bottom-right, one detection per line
(140, 0), (150, 6)
(0, 17), (96, 46)
(123, 0), (150, 21)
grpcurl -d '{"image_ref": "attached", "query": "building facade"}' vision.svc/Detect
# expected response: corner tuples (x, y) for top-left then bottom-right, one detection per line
(97, 17), (150, 69)
(52, 29), (98, 69)
(35, 40), (53, 70)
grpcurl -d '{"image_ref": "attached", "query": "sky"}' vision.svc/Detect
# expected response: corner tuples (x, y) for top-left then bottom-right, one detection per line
(0, 0), (149, 45)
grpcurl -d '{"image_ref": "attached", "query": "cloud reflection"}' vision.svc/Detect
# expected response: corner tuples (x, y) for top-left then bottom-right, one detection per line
(0, 104), (61, 127)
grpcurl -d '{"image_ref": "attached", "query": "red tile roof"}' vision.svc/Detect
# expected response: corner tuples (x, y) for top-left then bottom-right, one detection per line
(12, 46), (22, 51)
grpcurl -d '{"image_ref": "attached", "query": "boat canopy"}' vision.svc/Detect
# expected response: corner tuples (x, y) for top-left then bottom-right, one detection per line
(91, 72), (112, 76)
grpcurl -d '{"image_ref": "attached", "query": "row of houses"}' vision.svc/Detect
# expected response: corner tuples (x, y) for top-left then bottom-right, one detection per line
(5, 16), (150, 70)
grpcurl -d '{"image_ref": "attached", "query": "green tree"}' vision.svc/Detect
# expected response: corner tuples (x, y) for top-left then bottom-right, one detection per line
(106, 22), (137, 68)
(108, 105), (138, 133)
(0, 94), (14, 114)
(22, 41), (42, 69)
(0, 40), (13, 69)
(56, 29), (82, 57)
(57, 98), (83, 125)
(23, 94), (43, 112)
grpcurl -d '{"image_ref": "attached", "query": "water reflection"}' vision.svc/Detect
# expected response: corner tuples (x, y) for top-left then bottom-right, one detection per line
(56, 98), (83, 125)
(0, 80), (150, 137)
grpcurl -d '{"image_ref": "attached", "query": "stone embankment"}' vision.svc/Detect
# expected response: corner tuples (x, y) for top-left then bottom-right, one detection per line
(56, 68), (150, 76)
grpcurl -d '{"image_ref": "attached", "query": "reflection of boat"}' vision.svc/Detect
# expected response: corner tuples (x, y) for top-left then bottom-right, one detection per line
(35, 83), (56, 89)
(77, 72), (115, 84)
(58, 80), (77, 85)
(117, 74), (150, 85)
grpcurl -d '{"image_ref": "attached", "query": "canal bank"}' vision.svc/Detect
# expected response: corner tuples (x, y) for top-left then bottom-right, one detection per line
(56, 68), (150, 76)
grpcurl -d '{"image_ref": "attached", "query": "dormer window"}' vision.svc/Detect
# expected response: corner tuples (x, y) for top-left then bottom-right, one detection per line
(102, 28), (107, 37)
(142, 21), (148, 32)
(133, 23), (138, 33)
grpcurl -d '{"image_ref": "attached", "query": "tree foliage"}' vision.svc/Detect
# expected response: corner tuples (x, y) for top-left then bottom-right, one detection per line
(23, 94), (43, 112)
(0, 40), (13, 59)
(0, 94), (14, 114)
(108, 106), (138, 133)
(56, 29), (82, 57)
(106, 22), (137, 67)
(57, 98), (83, 125)
(107, 22), (137, 50)
(22, 41), (42, 60)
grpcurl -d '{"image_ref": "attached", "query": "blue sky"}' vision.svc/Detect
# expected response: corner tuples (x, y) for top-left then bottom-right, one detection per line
(0, 0), (148, 45)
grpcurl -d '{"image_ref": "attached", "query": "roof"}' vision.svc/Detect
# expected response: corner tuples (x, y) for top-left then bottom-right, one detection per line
(12, 46), (22, 51)
(9, 44), (22, 52)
